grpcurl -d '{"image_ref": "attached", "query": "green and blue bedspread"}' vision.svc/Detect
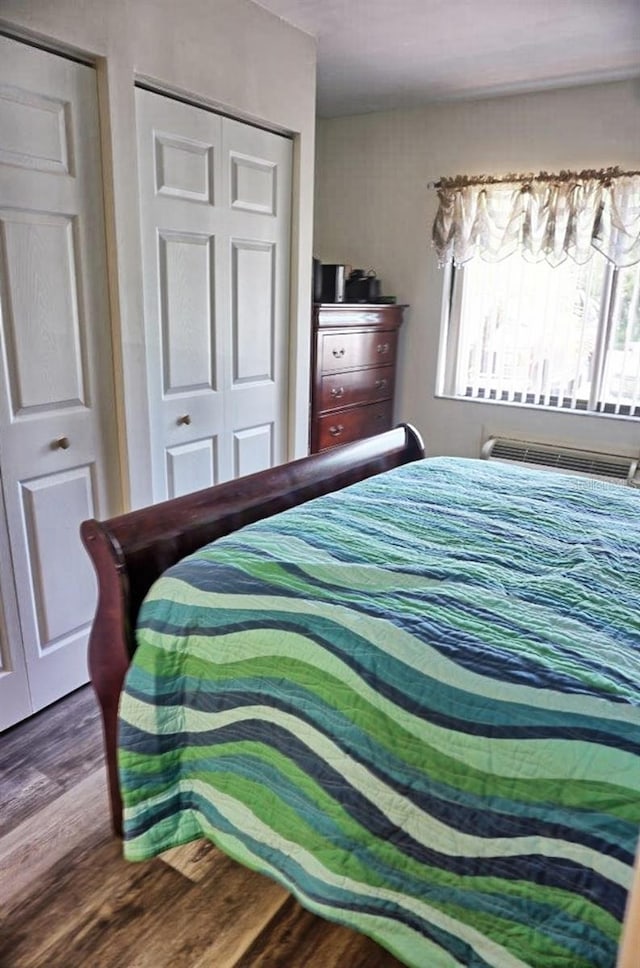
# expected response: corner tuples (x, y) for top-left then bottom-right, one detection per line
(119, 457), (640, 967)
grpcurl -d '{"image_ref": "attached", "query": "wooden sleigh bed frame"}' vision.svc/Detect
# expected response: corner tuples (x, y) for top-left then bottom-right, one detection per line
(80, 421), (639, 967)
(81, 423), (425, 837)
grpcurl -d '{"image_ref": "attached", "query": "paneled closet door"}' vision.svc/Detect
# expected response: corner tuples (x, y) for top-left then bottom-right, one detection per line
(0, 36), (119, 728)
(135, 88), (292, 501)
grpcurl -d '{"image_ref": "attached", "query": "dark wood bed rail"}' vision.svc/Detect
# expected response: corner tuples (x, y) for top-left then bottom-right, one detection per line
(81, 424), (424, 834)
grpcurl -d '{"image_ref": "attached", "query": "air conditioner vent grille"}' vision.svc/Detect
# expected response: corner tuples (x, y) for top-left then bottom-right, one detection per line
(484, 438), (640, 485)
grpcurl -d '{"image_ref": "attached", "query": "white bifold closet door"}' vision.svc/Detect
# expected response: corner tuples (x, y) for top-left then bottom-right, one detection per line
(0, 36), (119, 729)
(135, 87), (292, 501)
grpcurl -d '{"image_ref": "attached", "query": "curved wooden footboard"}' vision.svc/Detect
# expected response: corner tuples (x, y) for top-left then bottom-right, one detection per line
(81, 424), (425, 834)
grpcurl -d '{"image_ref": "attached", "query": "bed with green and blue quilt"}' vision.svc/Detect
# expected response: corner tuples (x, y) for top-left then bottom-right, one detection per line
(82, 426), (640, 968)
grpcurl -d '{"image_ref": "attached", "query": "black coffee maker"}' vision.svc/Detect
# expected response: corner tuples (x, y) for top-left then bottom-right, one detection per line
(344, 269), (381, 303)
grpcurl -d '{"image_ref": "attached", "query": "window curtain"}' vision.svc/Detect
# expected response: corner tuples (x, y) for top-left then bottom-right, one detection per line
(432, 168), (640, 269)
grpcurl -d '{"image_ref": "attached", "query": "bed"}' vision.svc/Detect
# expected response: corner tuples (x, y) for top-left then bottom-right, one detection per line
(81, 424), (640, 968)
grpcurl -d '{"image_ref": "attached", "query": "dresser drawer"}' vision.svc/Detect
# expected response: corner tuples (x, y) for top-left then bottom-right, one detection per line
(316, 402), (393, 451)
(319, 330), (398, 373)
(318, 366), (394, 413)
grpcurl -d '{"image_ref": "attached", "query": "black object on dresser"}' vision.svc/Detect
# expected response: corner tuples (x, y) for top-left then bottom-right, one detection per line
(310, 303), (406, 453)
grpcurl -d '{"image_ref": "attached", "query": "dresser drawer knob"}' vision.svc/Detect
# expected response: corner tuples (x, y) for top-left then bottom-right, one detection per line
(330, 386), (344, 398)
(332, 347), (345, 358)
(328, 424), (344, 437)
(374, 378), (388, 390)
(376, 342), (390, 354)
(177, 414), (192, 426)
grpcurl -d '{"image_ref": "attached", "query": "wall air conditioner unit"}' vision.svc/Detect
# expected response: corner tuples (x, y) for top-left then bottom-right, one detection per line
(481, 437), (640, 487)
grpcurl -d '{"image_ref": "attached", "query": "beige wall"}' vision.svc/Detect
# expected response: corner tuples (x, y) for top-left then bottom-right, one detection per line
(0, 0), (317, 507)
(315, 80), (640, 458)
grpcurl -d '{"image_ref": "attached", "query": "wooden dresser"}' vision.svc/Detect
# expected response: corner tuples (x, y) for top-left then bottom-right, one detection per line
(310, 303), (406, 453)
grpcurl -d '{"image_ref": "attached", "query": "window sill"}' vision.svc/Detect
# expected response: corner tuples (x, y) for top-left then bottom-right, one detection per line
(433, 392), (640, 422)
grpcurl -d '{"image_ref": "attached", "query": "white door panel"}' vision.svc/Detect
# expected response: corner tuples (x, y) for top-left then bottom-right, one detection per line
(0, 36), (119, 726)
(0, 85), (71, 174)
(233, 424), (274, 479)
(160, 230), (215, 392)
(231, 239), (275, 383)
(1, 211), (86, 415)
(136, 88), (292, 500)
(19, 465), (96, 641)
(229, 153), (277, 215)
(166, 437), (218, 498)
(154, 132), (215, 204)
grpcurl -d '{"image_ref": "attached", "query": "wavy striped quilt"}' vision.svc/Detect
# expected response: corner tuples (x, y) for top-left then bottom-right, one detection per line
(119, 457), (640, 968)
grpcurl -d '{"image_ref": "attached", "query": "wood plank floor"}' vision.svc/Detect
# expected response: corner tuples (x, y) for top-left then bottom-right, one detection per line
(0, 687), (405, 967)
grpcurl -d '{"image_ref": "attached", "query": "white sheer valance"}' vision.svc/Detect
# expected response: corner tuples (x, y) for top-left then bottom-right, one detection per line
(432, 167), (640, 268)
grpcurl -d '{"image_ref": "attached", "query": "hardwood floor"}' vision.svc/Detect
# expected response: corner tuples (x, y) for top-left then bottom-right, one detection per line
(0, 687), (405, 967)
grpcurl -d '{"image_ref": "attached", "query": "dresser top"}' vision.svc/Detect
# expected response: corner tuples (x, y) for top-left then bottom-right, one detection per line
(313, 303), (407, 329)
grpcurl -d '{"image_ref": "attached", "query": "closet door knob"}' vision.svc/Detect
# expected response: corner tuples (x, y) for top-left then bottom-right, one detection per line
(51, 436), (70, 450)
(177, 414), (192, 426)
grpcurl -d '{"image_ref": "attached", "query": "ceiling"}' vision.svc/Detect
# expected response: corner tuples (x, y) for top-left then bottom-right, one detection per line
(254, 0), (640, 117)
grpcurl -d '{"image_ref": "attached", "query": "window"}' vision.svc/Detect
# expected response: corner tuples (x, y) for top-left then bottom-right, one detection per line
(441, 252), (640, 417)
